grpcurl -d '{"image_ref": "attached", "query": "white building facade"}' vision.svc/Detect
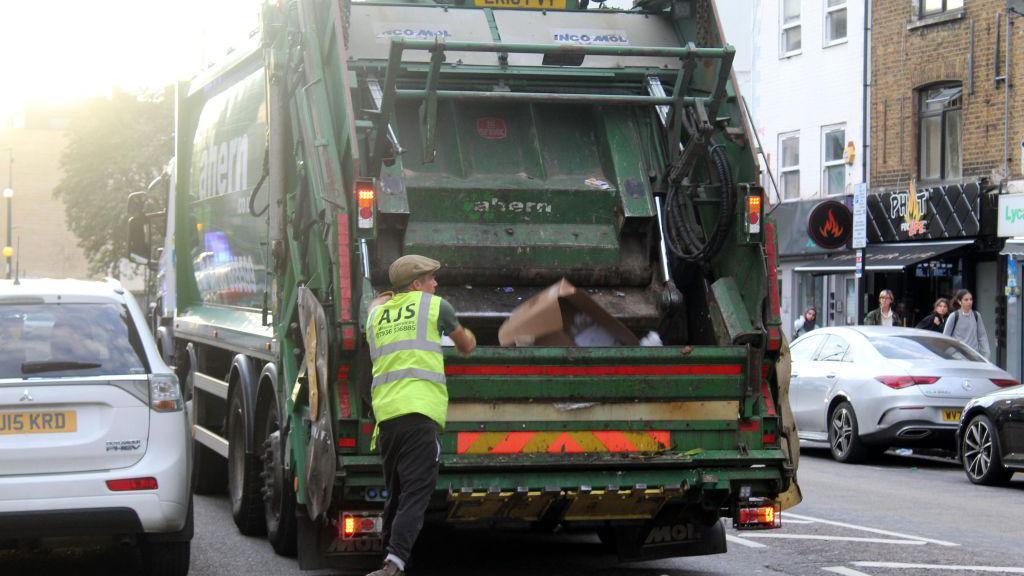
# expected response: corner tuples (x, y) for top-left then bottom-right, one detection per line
(744, 0), (869, 335)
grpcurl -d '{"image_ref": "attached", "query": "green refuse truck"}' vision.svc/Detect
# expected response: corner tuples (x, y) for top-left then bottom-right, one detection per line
(127, 0), (800, 569)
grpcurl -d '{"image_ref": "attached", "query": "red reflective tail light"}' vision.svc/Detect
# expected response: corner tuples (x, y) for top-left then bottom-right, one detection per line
(106, 477), (158, 491)
(991, 378), (1020, 388)
(876, 376), (939, 389)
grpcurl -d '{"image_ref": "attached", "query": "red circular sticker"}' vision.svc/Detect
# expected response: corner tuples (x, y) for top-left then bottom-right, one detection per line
(475, 117), (508, 140)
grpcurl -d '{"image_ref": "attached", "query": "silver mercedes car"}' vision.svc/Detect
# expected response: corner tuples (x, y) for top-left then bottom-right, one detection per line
(789, 326), (1018, 463)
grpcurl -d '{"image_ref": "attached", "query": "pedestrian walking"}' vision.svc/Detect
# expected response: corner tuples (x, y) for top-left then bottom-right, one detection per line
(863, 289), (902, 326)
(793, 307), (818, 338)
(915, 298), (950, 333)
(943, 289), (990, 358)
(364, 255), (477, 576)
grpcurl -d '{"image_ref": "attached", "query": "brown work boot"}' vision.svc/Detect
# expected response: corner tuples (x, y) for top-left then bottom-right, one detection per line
(364, 560), (404, 576)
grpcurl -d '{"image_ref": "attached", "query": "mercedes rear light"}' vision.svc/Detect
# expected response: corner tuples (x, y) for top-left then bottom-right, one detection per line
(876, 375), (939, 389)
(991, 378), (1020, 388)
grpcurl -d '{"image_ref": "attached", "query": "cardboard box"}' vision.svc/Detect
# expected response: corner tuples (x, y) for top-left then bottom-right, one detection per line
(498, 279), (640, 347)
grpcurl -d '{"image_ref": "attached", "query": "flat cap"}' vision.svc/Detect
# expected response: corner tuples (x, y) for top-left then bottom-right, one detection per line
(389, 255), (441, 289)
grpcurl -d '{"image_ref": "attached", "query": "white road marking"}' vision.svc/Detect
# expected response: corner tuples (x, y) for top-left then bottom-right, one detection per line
(785, 512), (959, 547)
(781, 518), (816, 524)
(823, 567), (875, 576)
(741, 534), (926, 545)
(726, 535), (768, 549)
(854, 562), (1024, 573)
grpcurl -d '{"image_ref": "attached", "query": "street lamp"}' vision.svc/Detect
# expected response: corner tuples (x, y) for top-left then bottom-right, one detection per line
(3, 147), (11, 280)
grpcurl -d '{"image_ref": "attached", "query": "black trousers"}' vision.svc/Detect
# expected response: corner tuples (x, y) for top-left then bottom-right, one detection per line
(378, 413), (440, 564)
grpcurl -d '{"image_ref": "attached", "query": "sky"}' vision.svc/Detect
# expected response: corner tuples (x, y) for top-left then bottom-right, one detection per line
(0, 0), (265, 121)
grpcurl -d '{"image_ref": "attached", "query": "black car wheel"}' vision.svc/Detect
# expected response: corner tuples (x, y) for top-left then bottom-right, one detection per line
(962, 414), (1012, 486)
(829, 401), (871, 463)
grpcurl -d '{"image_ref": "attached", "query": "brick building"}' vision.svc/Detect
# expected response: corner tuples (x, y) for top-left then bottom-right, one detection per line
(868, 0), (1024, 369)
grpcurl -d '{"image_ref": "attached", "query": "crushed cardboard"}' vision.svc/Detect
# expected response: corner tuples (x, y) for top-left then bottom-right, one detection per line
(498, 279), (641, 347)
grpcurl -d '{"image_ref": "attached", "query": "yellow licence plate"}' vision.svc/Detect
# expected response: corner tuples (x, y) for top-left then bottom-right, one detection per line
(0, 411), (77, 435)
(942, 409), (962, 423)
(474, 0), (567, 9)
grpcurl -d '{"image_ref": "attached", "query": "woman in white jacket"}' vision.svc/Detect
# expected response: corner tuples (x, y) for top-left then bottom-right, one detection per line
(793, 307), (817, 339)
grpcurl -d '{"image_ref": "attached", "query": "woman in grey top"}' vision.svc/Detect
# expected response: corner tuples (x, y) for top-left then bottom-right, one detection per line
(943, 289), (990, 358)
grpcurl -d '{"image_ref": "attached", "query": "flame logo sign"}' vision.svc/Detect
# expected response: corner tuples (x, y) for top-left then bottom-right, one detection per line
(820, 209), (845, 239)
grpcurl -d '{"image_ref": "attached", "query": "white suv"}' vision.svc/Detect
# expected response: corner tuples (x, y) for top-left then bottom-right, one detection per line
(0, 279), (191, 576)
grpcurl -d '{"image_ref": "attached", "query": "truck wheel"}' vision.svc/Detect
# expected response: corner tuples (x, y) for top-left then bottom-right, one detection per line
(228, 388), (266, 535)
(260, 398), (297, 556)
(828, 401), (871, 463)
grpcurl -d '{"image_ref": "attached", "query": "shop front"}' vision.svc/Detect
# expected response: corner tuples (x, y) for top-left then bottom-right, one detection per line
(770, 198), (858, 337)
(857, 180), (996, 350)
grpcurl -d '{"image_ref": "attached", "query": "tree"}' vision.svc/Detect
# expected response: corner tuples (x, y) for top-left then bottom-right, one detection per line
(53, 88), (173, 277)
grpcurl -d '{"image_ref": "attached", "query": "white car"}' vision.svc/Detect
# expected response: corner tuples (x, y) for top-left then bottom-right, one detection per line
(0, 279), (191, 575)
(789, 326), (1018, 463)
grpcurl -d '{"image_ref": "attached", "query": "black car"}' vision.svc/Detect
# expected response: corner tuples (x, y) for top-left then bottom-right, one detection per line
(957, 385), (1024, 485)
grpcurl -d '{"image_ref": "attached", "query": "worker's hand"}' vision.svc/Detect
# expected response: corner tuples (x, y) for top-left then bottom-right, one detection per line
(369, 291), (394, 310)
(449, 326), (477, 356)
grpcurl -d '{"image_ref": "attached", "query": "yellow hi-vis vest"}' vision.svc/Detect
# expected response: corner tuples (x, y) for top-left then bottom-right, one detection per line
(366, 291), (447, 446)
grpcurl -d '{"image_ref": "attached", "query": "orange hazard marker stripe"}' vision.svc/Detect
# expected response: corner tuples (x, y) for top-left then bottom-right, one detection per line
(456, 431), (671, 454)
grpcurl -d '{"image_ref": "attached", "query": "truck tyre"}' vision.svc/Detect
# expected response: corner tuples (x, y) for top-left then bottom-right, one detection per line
(140, 541), (190, 576)
(828, 401), (871, 463)
(259, 393), (297, 556)
(228, 388), (266, 535)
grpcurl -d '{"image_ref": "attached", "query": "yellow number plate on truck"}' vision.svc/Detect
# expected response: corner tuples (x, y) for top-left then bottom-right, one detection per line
(0, 411), (77, 435)
(942, 409), (962, 422)
(474, 0), (567, 9)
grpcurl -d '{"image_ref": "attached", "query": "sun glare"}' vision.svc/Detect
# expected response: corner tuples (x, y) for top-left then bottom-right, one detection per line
(0, 0), (264, 120)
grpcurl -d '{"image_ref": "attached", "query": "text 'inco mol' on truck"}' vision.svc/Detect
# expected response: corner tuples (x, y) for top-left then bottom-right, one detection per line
(127, 0), (800, 569)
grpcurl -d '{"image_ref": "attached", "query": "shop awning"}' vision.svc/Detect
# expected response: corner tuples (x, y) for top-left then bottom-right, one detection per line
(793, 240), (972, 273)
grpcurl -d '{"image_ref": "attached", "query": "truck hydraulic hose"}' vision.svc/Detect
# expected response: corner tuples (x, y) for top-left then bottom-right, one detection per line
(663, 144), (736, 264)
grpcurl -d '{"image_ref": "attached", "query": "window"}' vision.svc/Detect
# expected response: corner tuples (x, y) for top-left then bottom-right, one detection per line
(918, 84), (962, 181)
(780, 132), (800, 200)
(791, 334), (827, 363)
(921, 0), (964, 18)
(817, 335), (851, 362)
(781, 0), (802, 56)
(869, 335), (984, 362)
(0, 303), (150, 379)
(825, 0), (848, 44)
(822, 125), (846, 195)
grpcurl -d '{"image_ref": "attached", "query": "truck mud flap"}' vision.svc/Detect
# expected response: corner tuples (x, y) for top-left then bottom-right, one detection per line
(614, 519), (726, 562)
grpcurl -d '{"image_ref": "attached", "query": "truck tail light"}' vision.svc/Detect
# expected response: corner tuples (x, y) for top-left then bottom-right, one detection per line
(746, 194), (762, 235)
(355, 178), (376, 230)
(339, 512), (383, 540)
(876, 375), (939, 389)
(734, 502), (781, 530)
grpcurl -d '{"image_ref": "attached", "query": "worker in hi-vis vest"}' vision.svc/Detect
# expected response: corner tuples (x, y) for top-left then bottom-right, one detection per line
(364, 255), (476, 576)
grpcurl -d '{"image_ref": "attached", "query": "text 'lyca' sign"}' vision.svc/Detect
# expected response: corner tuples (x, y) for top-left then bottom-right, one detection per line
(998, 193), (1024, 237)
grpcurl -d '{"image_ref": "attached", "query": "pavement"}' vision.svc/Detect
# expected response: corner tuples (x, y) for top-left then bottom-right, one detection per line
(2, 448), (1022, 575)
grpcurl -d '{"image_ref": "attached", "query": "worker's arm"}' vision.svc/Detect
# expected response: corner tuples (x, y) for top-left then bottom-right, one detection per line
(448, 325), (476, 356)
